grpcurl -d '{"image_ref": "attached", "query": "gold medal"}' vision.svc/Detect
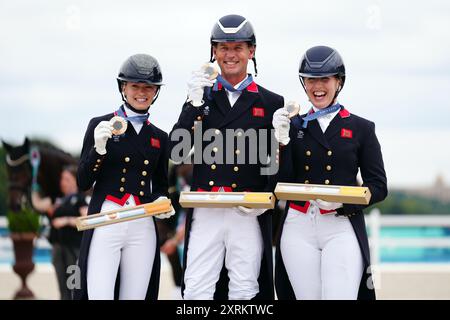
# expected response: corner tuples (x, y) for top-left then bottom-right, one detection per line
(110, 116), (127, 135)
(285, 101), (300, 118)
(201, 62), (219, 80)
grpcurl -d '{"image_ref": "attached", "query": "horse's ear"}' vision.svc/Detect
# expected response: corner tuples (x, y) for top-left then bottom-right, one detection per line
(2, 140), (13, 152)
(24, 137), (30, 149)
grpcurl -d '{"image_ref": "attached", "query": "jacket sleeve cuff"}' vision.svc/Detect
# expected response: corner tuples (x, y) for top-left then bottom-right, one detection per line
(86, 147), (106, 173)
(178, 102), (204, 126)
(336, 204), (364, 216)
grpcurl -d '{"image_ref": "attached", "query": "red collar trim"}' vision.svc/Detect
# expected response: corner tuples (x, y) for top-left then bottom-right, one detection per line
(339, 108), (351, 118)
(246, 81), (258, 93)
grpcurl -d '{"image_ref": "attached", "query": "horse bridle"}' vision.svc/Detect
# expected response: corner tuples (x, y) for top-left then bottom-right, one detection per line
(5, 152), (32, 193)
(6, 146), (41, 193)
(6, 153), (29, 167)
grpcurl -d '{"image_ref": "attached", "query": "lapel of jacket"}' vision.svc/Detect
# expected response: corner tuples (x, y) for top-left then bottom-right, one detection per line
(324, 106), (352, 141)
(126, 122), (151, 159)
(210, 89), (231, 117)
(218, 89), (258, 129)
(306, 117), (331, 150)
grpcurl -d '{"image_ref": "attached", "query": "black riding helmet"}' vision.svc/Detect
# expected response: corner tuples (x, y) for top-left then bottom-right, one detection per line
(117, 54), (164, 105)
(298, 46), (346, 102)
(210, 14), (258, 76)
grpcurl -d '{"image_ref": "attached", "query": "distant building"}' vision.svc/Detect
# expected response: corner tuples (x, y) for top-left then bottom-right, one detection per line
(397, 174), (450, 202)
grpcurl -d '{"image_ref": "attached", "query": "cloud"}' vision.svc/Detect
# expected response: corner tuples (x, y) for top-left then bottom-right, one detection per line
(378, 129), (450, 187)
(1, 0), (449, 187)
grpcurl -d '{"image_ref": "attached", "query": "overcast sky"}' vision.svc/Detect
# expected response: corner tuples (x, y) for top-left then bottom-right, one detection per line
(1, 0), (449, 188)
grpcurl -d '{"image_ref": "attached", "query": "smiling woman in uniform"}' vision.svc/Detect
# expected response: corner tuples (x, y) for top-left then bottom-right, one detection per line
(273, 46), (387, 300)
(73, 54), (174, 300)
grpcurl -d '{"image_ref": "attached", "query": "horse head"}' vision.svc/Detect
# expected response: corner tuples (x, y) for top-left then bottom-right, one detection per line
(2, 138), (79, 213)
(2, 138), (32, 212)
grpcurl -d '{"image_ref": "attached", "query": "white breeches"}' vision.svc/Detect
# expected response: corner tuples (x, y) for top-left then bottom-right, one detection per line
(184, 207), (263, 300)
(280, 204), (364, 300)
(87, 195), (157, 300)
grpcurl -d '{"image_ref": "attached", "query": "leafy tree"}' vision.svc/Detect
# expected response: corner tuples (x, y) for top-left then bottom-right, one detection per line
(0, 147), (7, 216)
(373, 191), (450, 215)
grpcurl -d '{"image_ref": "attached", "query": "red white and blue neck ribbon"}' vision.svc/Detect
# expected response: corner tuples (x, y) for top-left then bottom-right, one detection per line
(302, 103), (341, 128)
(116, 105), (149, 123)
(212, 74), (254, 92)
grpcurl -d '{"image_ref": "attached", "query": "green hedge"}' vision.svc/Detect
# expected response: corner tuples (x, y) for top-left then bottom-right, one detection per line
(7, 208), (40, 233)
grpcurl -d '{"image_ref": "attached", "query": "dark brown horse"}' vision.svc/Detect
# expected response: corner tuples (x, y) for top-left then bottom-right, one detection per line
(2, 138), (78, 212)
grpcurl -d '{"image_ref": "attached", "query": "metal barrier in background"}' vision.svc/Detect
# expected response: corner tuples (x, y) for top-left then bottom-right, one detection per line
(367, 209), (450, 265)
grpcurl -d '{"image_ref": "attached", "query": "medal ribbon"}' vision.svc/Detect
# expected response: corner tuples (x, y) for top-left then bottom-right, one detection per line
(116, 105), (149, 123)
(302, 103), (341, 128)
(212, 74), (254, 92)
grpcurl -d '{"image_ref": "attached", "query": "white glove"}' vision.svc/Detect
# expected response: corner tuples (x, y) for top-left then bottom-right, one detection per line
(272, 108), (291, 145)
(154, 196), (176, 219)
(312, 199), (343, 211)
(187, 70), (215, 107)
(94, 121), (113, 155)
(233, 206), (267, 217)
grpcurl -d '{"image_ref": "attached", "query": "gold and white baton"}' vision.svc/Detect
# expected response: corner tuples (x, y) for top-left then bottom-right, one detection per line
(179, 192), (275, 209)
(275, 183), (371, 205)
(76, 199), (172, 231)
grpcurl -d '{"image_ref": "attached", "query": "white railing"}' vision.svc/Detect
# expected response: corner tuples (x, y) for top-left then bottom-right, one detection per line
(0, 216), (6, 228)
(367, 209), (450, 265)
(3, 213), (450, 265)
